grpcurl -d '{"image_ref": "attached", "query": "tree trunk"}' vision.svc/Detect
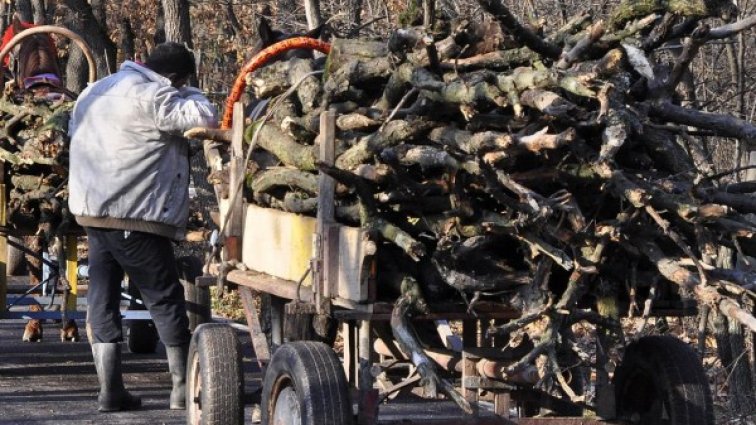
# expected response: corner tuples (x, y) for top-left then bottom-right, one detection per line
(303, 0), (322, 30)
(711, 310), (756, 417)
(15, 0), (32, 22)
(225, 3), (242, 37)
(423, 0), (435, 29)
(89, 0), (106, 29)
(31, 0), (45, 24)
(0, 2), (8, 36)
(161, 0), (192, 47)
(57, 0), (116, 92)
(347, 0), (362, 30)
(154, 4), (166, 46)
(118, 18), (135, 63)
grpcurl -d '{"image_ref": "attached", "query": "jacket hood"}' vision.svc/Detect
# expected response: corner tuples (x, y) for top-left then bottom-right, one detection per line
(120, 60), (173, 86)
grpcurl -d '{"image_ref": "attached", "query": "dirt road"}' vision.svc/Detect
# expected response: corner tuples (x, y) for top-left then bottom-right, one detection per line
(0, 319), (260, 424)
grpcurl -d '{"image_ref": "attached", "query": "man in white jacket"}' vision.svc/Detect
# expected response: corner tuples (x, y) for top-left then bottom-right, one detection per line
(68, 42), (217, 412)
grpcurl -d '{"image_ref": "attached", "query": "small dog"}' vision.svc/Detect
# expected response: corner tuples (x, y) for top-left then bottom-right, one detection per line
(60, 319), (80, 342)
(22, 304), (43, 342)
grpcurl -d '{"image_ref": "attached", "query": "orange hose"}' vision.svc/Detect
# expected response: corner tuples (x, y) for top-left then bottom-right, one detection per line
(221, 37), (331, 129)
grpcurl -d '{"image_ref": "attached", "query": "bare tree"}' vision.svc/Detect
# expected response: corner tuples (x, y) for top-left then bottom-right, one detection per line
(225, 3), (242, 37)
(161, 0), (193, 47)
(56, 0), (116, 92)
(89, 0), (106, 29)
(118, 18), (136, 63)
(14, 0), (32, 22)
(304, 0), (322, 29)
(31, 0), (45, 24)
(0, 2), (10, 35)
(154, 4), (166, 47)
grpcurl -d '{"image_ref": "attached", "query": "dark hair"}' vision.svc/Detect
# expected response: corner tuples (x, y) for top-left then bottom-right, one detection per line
(145, 42), (196, 79)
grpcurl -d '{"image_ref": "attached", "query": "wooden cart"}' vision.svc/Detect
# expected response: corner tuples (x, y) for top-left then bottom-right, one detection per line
(186, 104), (713, 425)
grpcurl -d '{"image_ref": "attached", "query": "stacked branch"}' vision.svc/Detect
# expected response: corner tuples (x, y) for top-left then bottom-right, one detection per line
(0, 95), (75, 237)
(202, 1), (756, 413)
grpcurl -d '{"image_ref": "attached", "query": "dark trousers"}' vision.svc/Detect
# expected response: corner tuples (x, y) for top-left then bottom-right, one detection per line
(85, 227), (190, 347)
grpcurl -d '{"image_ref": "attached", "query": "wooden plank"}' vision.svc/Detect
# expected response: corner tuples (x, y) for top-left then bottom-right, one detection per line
(342, 321), (356, 383)
(494, 392), (511, 418)
(239, 287), (271, 372)
(241, 205), (316, 284)
(462, 320), (479, 408)
(357, 319), (377, 424)
(317, 110), (337, 225)
(378, 418), (612, 425)
(226, 102), (245, 258)
(225, 269), (312, 302)
(323, 223), (340, 300)
(336, 225), (368, 302)
(377, 416), (515, 425)
(315, 110), (336, 312)
(0, 178), (6, 313)
(332, 302), (521, 321)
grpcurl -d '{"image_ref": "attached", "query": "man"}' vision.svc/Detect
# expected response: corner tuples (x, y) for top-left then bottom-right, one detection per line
(68, 42), (217, 412)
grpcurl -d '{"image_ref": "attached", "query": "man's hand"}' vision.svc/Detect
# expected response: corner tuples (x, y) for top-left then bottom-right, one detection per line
(184, 127), (232, 143)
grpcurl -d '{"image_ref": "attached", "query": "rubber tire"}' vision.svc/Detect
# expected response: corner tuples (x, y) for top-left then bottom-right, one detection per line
(126, 320), (159, 354)
(613, 335), (714, 425)
(261, 341), (353, 425)
(186, 323), (244, 425)
(7, 236), (26, 276)
(178, 255), (210, 332)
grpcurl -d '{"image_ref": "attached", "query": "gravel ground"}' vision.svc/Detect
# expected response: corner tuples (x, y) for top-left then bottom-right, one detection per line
(0, 317), (261, 425)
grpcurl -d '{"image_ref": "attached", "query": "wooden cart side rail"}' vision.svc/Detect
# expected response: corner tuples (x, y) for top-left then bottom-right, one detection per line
(377, 418), (613, 424)
(221, 268), (313, 303)
(238, 286), (271, 372)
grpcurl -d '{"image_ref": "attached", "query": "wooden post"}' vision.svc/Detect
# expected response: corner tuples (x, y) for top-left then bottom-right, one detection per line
(239, 287), (271, 373)
(225, 102), (245, 261)
(494, 392), (511, 418)
(64, 236), (78, 312)
(315, 110), (336, 314)
(358, 319), (373, 386)
(462, 320), (479, 413)
(0, 165), (6, 314)
(357, 319), (379, 425)
(342, 321), (357, 383)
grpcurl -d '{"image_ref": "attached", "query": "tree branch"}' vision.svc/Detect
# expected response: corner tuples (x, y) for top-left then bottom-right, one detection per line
(475, 0), (562, 59)
(649, 101), (756, 147)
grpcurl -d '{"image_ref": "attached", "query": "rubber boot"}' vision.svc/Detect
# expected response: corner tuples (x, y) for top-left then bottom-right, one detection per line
(166, 344), (189, 410)
(92, 343), (142, 412)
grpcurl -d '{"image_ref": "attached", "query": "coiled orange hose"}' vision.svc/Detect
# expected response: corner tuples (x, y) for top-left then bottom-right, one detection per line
(221, 37), (331, 129)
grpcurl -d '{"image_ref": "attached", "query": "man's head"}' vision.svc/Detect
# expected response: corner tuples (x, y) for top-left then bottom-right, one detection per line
(145, 42), (196, 88)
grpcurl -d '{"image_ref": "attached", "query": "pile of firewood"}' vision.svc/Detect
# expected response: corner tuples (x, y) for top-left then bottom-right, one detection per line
(0, 95), (74, 237)
(199, 0), (756, 410)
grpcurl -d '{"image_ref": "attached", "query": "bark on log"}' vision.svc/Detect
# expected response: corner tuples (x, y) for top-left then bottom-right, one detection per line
(649, 101), (756, 147)
(246, 123), (317, 171)
(336, 119), (437, 169)
(476, 0), (561, 59)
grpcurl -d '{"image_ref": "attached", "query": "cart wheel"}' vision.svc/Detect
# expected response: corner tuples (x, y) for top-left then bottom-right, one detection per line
(261, 341), (353, 425)
(187, 323), (244, 425)
(179, 255), (210, 332)
(126, 320), (159, 354)
(614, 335), (714, 425)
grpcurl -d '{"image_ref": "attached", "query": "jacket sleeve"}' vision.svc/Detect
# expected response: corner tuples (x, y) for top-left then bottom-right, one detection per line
(153, 85), (218, 134)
